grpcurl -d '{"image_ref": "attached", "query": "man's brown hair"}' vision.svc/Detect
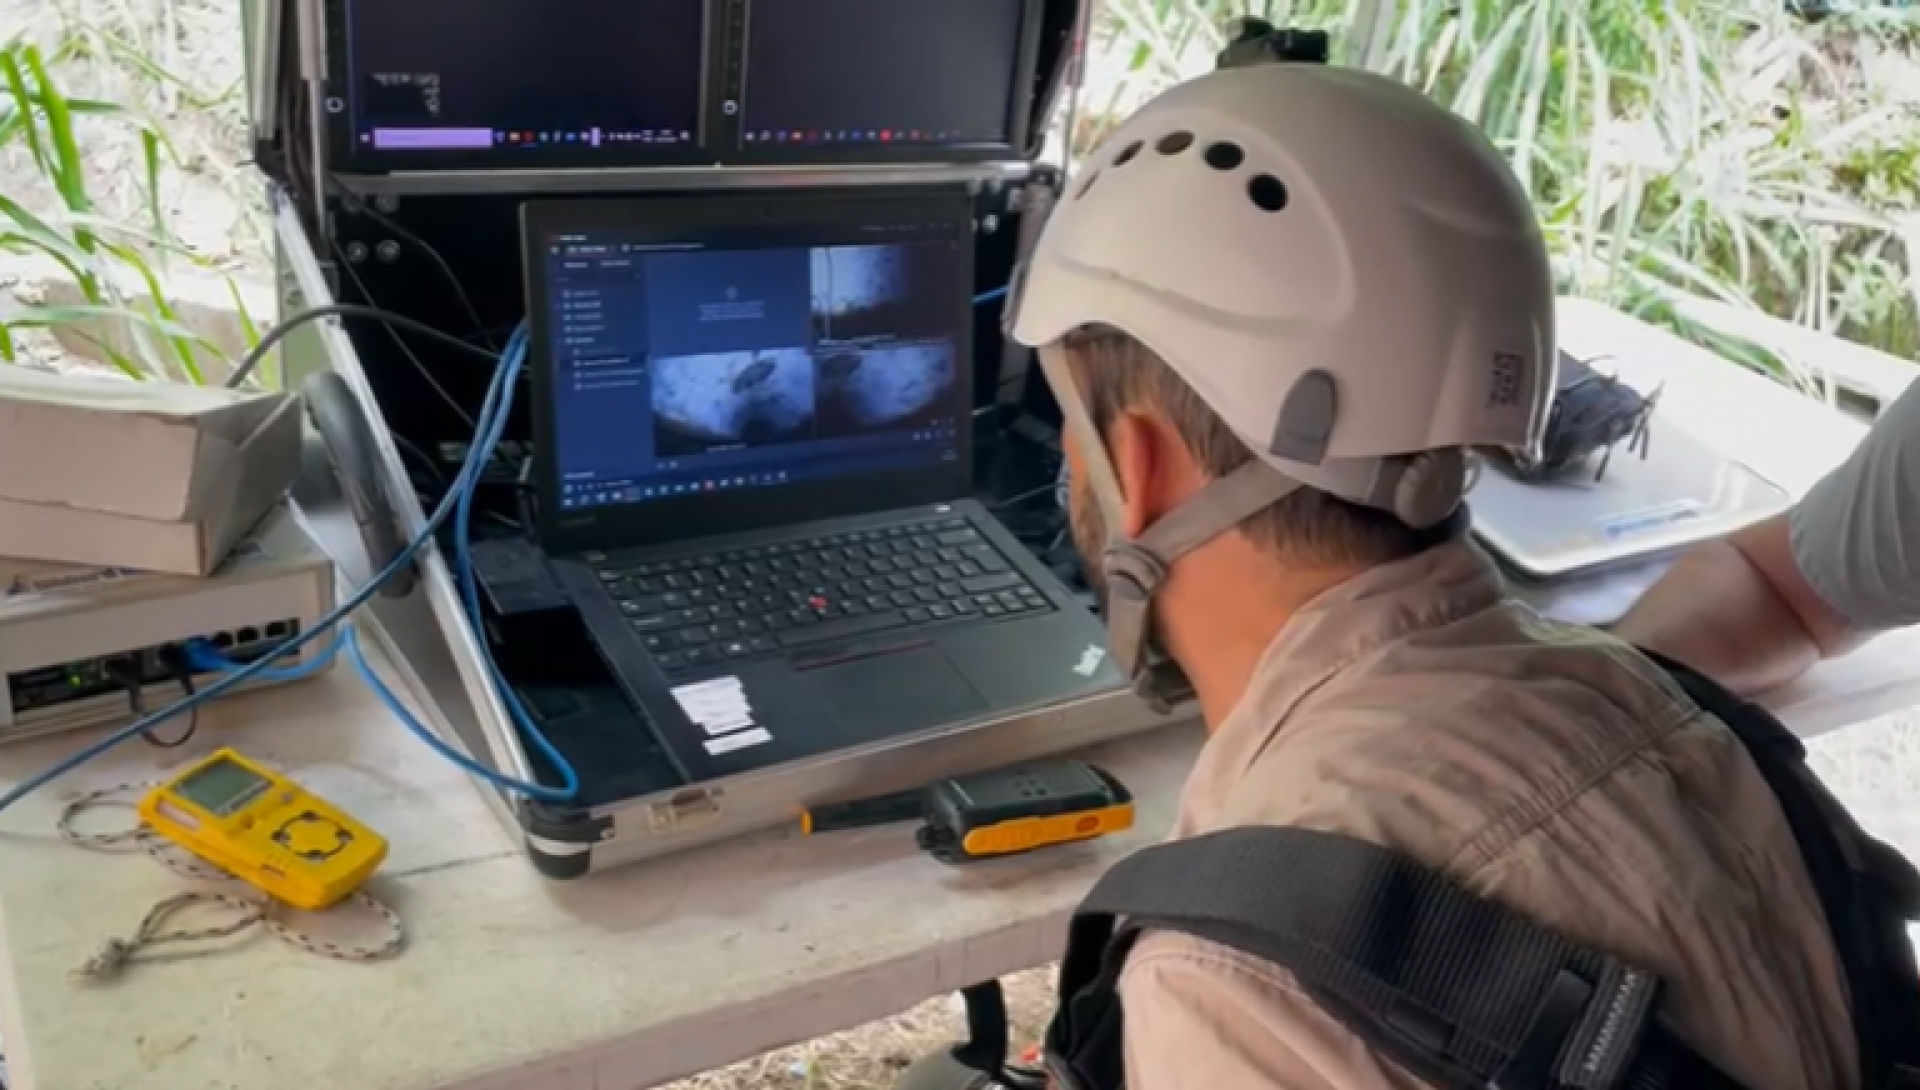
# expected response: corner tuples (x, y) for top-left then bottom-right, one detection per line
(1058, 326), (1455, 568)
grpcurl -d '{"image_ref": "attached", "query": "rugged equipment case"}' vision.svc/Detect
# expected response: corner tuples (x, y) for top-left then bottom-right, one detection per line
(247, 0), (1197, 876)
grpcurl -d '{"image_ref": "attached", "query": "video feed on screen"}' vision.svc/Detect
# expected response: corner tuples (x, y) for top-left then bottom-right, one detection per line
(809, 245), (960, 438)
(649, 349), (818, 457)
(645, 242), (960, 458)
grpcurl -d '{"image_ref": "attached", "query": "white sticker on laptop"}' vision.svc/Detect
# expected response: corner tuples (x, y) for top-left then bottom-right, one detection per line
(704, 727), (773, 757)
(681, 709), (755, 737)
(674, 677), (745, 700)
(671, 677), (763, 739)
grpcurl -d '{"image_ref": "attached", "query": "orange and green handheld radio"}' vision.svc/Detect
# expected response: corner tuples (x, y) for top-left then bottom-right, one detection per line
(802, 759), (1134, 864)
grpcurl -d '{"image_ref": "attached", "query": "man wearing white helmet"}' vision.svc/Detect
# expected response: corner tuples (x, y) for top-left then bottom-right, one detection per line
(999, 55), (1877, 1090)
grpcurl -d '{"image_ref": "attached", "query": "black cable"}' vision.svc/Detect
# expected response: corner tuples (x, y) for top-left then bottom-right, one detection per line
(328, 176), (499, 352)
(153, 667), (201, 750)
(989, 481), (1059, 512)
(277, 50), (320, 237)
(464, 322), (520, 346)
(317, 249), (483, 431)
(223, 302), (501, 389)
(392, 432), (450, 489)
(106, 654), (196, 749)
(103, 656), (143, 713)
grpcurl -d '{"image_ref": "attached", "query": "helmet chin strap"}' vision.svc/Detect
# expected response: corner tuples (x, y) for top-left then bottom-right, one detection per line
(1032, 345), (1304, 714)
(1102, 462), (1303, 712)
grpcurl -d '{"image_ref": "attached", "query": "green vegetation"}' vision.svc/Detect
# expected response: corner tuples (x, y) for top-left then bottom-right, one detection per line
(1083, 0), (1920, 384)
(6, 0), (1920, 392)
(0, 5), (254, 383)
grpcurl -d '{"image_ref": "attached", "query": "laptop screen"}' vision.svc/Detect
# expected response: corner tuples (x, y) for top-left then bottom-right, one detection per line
(524, 189), (977, 552)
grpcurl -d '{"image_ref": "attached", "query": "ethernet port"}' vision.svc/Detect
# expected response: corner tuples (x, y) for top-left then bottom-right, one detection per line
(265, 620), (292, 639)
(212, 632), (235, 649)
(236, 627), (261, 646)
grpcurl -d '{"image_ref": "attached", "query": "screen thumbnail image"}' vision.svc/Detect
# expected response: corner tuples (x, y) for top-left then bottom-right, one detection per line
(809, 243), (956, 342)
(814, 341), (959, 437)
(649, 348), (816, 457)
(808, 242), (962, 436)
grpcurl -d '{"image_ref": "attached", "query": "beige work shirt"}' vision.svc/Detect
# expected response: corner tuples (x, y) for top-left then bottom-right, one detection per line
(1119, 538), (1857, 1090)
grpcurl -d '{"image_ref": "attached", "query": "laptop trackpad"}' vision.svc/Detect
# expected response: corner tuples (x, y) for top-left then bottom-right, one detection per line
(816, 648), (987, 735)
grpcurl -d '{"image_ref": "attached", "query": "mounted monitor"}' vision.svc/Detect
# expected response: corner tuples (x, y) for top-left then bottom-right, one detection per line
(720, 0), (1044, 164)
(323, 0), (717, 172)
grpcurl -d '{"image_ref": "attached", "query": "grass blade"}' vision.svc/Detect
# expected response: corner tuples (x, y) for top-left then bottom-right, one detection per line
(103, 241), (205, 384)
(0, 192), (103, 301)
(0, 46), (50, 179)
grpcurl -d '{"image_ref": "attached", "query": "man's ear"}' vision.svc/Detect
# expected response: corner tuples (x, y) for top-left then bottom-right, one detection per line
(1103, 409), (1197, 539)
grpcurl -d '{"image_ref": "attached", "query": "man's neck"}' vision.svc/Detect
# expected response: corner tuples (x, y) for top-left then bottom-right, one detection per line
(1157, 541), (1371, 731)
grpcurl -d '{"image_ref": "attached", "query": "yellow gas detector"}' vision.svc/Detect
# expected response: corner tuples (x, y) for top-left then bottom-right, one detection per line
(138, 748), (388, 911)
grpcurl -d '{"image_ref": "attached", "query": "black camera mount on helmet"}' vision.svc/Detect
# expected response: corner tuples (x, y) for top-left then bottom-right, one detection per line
(1215, 18), (1330, 69)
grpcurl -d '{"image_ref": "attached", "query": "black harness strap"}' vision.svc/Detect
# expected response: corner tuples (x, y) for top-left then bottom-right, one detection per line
(1050, 825), (1738, 1090)
(1639, 652), (1920, 1087)
(1039, 651), (1920, 1090)
(954, 980), (1011, 1075)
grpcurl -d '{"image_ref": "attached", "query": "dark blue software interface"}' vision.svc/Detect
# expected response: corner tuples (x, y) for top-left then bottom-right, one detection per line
(541, 222), (969, 512)
(742, 0), (1024, 149)
(342, 0), (703, 155)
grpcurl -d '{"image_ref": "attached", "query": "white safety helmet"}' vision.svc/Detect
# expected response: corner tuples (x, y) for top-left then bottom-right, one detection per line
(1008, 59), (1556, 709)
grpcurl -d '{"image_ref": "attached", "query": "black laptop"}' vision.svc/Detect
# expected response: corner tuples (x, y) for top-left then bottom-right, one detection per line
(521, 187), (1125, 784)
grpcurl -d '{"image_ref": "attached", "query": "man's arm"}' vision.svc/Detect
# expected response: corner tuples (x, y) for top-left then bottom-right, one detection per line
(1616, 378), (1920, 696)
(1613, 514), (1859, 696)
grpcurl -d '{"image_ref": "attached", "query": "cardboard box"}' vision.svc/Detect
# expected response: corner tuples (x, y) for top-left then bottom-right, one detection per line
(0, 367), (302, 575)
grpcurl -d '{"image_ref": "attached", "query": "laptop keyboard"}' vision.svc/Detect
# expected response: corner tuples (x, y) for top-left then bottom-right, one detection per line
(593, 515), (1051, 675)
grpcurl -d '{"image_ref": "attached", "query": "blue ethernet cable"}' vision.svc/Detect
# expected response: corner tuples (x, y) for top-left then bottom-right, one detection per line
(0, 323), (578, 813)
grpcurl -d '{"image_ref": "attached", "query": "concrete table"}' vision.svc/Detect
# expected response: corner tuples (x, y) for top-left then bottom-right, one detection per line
(2, 298), (1917, 1090)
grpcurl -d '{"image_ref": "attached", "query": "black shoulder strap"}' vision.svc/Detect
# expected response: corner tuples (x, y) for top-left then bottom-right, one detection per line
(1055, 824), (1742, 1090)
(1637, 651), (1920, 1086)
(1047, 652), (1920, 1090)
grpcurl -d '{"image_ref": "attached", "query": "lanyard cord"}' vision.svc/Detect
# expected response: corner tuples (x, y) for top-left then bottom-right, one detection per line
(56, 783), (405, 982)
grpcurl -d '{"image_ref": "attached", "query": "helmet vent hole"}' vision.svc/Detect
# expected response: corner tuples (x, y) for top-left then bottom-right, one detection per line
(1114, 140), (1143, 166)
(1076, 170), (1099, 199)
(1203, 142), (1244, 171)
(1155, 132), (1194, 155)
(1247, 174), (1290, 212)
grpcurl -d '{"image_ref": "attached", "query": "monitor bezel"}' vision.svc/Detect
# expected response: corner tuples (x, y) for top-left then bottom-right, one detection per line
(321, 0), (723, 174)
(523, 187), (979, 557)
(717, 0), (1047, 167)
